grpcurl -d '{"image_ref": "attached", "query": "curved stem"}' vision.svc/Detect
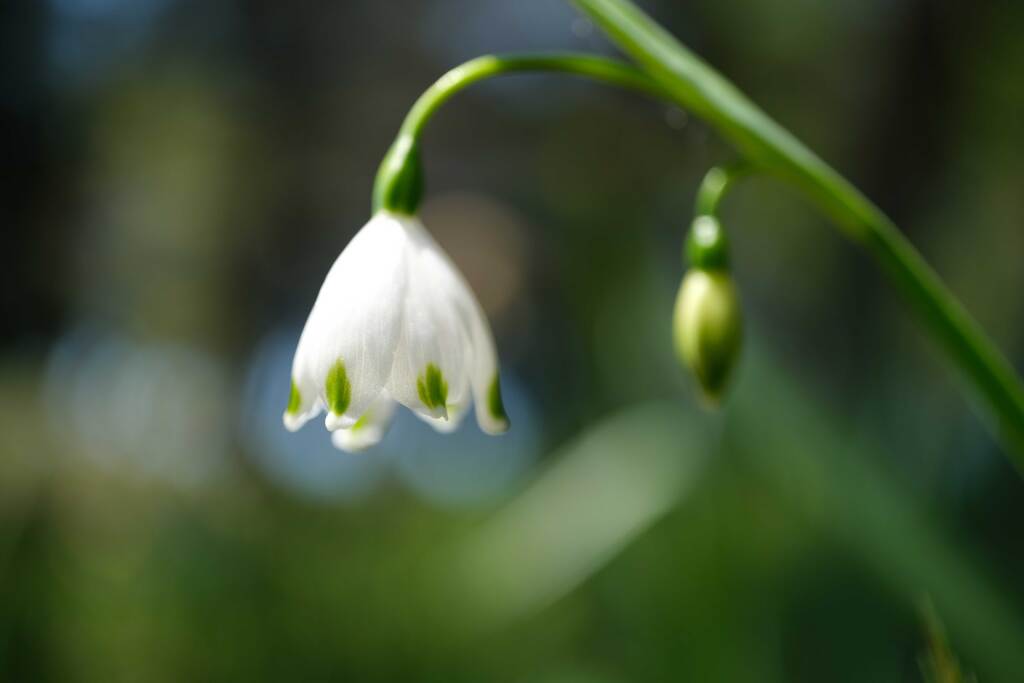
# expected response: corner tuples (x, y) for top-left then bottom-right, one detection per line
(397, 53), (669, 140)
(695, 162), (753, 217)
(573, 0), (1024, 468)
(373, 53), (670, 214)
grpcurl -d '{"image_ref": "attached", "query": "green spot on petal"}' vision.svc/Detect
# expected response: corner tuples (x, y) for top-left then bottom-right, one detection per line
(325, 360), (352, 415)
(286, 381), (302, 415)
(351, 412), (370, 432)
(487, 373), (509, 423)
(416, 363), (448, 411)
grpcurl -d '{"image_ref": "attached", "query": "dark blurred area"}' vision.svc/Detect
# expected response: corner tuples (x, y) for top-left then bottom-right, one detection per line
(3, 0), (1024, 680)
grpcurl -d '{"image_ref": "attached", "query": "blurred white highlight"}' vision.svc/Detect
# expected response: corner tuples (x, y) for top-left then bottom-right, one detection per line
(453, 402), (711, 626)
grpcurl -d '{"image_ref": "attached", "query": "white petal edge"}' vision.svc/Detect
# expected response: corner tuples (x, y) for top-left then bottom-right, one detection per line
(406, 222), (509, 435)
(283, 356), (323, 431)
(385, 216), (471, 421)
(330, 392), (398, 453)
(290, 211), (410, 430)
(414, 399), (469, 434)
(283, 397), (323, 432)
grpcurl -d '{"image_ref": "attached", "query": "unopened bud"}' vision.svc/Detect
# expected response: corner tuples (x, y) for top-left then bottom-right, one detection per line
(673, 268), (743, 403)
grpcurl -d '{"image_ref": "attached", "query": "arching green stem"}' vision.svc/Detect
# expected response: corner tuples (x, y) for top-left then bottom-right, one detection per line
(685, 163), (753, 270)
(397, 53), (668, 140)
(695, 162), (754, 218)
(372, 54), (667, 214)
(573, 0), (1024, 469)
(372, 32), (1024, 471)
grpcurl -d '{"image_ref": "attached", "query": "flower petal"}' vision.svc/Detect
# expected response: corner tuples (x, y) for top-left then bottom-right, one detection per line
(282, 373), (323, 432)
(466, 314), (509, 435)
(284, 326), (326, 431)
(385, 217), (471, 422)
(290, 211), (410, 430)
(414, 399), (469, 434)
(331, 391), (397, 452)
(406, 224), (509, 435)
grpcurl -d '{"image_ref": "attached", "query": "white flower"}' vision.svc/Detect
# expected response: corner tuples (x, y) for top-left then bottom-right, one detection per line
(283, 210), (509, 452)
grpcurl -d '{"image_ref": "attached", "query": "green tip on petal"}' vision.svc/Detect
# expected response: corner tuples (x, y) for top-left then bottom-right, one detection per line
(351, 412), (370, 432)
(487, 374), (509, 424)
(416, 363), (449, 412)
(326, 360), (352, 415)
(286, 381), (303, 415)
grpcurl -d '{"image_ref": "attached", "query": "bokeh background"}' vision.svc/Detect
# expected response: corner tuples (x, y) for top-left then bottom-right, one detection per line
(3, 0), (1024, 680)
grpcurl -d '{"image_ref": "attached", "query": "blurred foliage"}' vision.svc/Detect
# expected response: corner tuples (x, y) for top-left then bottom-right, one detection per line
(919, 601), (977, 683)
(3, 0), (1024, 681)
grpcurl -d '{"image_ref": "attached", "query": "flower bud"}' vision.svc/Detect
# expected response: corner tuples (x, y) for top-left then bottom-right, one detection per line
(673, 268), (742, 403)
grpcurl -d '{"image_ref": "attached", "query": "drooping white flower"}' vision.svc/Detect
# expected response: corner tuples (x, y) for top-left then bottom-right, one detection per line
(284, 210), (509, 452)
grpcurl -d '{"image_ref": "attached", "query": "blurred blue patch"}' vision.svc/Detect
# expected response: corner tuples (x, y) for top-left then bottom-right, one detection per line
(386, 371), (540, 508)
(43, 324), (231, 489)
(47, 0), (171, 85)
(419, 0), (616, 118)
(240, 329), (386, 503)
(244, 326), (540, 507)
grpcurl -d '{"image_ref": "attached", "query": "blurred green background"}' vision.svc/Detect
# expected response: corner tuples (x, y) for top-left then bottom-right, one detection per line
(3, 0), (1024, 680)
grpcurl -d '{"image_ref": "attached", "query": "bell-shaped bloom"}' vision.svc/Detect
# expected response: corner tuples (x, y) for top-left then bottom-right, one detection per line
(284, 210), (509, 452)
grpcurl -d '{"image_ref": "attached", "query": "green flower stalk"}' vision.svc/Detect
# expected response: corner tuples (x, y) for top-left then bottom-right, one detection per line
(284, 2), (1024, 473)
(289, 55), (664, 452)
(373, 135), (423, 216)
(372, 54), (667, 215)
(572, 0), (1024, 469)
(675, 184), (744, 402)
